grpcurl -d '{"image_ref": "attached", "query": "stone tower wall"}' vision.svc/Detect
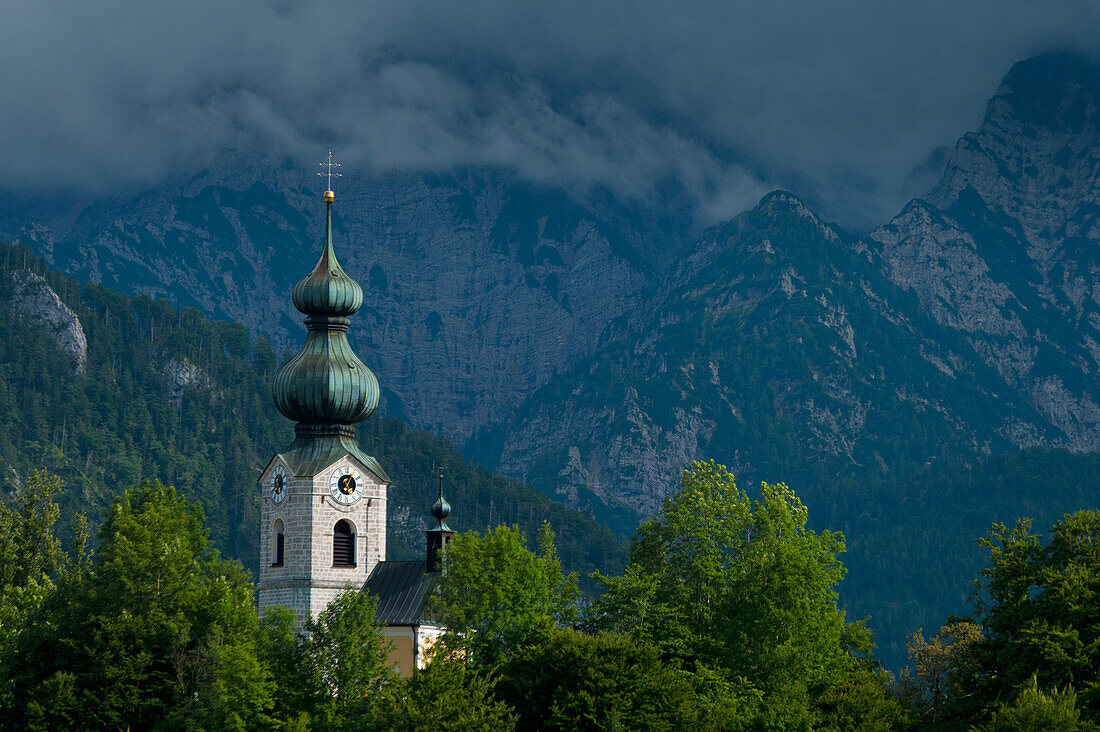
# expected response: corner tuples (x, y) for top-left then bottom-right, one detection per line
(257, 456), (388, 628)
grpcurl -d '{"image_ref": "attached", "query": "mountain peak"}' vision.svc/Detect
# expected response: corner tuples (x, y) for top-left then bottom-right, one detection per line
(996, 51), (1100, 133)
(929, 51), (1100, 260)
(756, 190), (819, 221)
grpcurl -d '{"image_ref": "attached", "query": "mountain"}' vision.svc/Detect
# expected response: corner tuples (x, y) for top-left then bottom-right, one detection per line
(10, 54), (1097, 519)
(472, 190), (1068, 529)
(16, 168), (690, 446)
(467, 53), (1100, 523)
(874, 52), (1100, 453)
(0, 243), (626, 580)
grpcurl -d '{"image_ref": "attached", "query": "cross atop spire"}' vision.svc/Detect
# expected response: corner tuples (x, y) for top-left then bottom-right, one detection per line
(317, 149), (341, 202)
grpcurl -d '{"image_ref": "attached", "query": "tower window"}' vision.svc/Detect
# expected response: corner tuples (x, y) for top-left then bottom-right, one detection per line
(272, 519), (285, 567)
(333, 519), (356, 567)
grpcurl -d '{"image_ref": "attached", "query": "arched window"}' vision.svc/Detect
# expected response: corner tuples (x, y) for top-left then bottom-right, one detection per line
(333, 520), (356, 567)
(272, 519), (285, 567)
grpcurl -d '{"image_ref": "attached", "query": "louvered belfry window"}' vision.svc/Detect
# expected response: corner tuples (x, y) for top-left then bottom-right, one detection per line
(333, 520), (355, 567)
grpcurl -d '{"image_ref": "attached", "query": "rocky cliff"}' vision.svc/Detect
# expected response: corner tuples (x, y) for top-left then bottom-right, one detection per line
(7, 269), (87, 373)
(873, 53), (1100, 452)
(477, 191), (1058, 529)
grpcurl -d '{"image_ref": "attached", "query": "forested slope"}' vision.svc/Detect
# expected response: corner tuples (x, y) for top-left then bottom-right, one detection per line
(0, 243), (625, 578)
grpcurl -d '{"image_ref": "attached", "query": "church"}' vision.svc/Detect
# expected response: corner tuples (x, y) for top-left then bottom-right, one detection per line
(254, 180), (454, 676)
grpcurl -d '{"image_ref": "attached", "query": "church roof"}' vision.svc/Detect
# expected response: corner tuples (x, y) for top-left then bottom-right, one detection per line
(363, 560), (437, 626)
(273, 430), (390, 483)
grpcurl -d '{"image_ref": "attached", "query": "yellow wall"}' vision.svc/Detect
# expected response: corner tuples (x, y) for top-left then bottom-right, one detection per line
(381, 627), (416, 677)
(380, 625), (446, 677)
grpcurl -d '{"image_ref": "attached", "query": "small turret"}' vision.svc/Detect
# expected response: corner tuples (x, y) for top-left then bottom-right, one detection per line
(426, 468), (455, 572)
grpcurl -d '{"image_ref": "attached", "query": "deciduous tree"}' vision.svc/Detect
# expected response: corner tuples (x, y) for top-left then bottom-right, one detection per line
(587, 460), (873, 729)
(11, 480), (272, 731)
(429, 523), (579, 668)
(973, 510), (1100, 720)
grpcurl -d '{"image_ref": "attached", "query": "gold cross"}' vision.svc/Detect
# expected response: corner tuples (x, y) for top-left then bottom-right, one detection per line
(317, 149), (341, 193)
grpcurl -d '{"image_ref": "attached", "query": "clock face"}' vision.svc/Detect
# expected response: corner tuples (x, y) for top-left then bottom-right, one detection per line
(270, 466), (288, 504)
(329, 466), (364, 505)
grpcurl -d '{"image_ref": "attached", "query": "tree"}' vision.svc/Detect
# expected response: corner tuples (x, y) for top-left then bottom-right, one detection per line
(494, 623), (715, 731)
(429, 523), (579, 668)
(258, 606), (309, 725)
(903, 621), (984, 727)
(974, 675), (1095, 732)
(369, 656), (516, 731)
(812, 666), (912, 732)
(971, 510), (1100, 721)
(587, 460), (872, 729)
(10, 480), (272, 730)
(296, 588), (396, 728)
(0, 470), (86, 721)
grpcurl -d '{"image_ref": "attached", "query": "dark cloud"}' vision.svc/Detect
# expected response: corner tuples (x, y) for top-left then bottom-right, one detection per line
(3, 1), (1099, 227)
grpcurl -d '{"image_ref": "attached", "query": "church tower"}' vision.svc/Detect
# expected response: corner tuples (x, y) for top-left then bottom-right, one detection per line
(257, 176), (389, 626)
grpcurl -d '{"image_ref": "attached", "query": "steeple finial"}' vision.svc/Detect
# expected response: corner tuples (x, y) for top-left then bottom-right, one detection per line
(318, 149), (341, 203)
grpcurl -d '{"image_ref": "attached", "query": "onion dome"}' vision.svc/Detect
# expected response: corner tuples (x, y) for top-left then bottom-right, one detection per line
(431, 491), (451, 527)
(273, 192), (379, 425)
(291, 201), (363, 317)
(428, 469), (453, 532)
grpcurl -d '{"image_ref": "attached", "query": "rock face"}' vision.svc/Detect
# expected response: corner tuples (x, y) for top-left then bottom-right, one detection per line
(7, 270), (88, 372)
(478, 191), (1054, 529)
(32, 168), (680, 443)
(871, 53), (1100, 452)
(163, 357), (209, 408)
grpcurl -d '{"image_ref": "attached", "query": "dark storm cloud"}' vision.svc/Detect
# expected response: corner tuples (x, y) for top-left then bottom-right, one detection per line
(3, 0), (1099, 227)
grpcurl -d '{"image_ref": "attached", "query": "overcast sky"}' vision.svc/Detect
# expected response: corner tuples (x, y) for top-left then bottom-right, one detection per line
(3, 0), (1099, 228)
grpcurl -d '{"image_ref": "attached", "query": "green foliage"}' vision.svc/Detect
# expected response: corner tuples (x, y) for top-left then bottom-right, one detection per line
(430, 523), (579, 667)
(812, 666), (912, 732)
(0, 471), (67, 648)
(903, 621), (985, 727)
(369, 656), (516, 731)
(9, 479), (272, 731)
(588, 460), (873, 729)
(298, 589), (395, 727)
(839, 448), (1100, 670)
(494, 624), (717, 731)
(973, 675), (1096, 732)
(0, 470), (84, 718)
(258, 606), (308, 723)
(972, 510), (1100, 719)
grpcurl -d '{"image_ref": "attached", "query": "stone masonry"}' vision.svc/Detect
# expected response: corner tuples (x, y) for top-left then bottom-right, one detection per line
(257, 456), (388, 627)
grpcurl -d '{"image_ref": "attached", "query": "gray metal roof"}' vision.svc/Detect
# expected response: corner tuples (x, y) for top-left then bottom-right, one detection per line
(274, 432), (390, 483)
(363, 560), (437, 626)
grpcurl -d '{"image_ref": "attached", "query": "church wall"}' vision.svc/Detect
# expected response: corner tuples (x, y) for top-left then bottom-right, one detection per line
(380, 627), (417, 677)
